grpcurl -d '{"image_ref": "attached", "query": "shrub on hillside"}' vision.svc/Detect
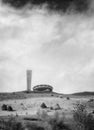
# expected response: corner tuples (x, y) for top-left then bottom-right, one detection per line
(48, 112), (71, 130)
(26, 123), (45, 130)
(88, 98), (94, 102)
(0, 117), (24, 130)
(37, 110), (71, 130)
(1, 111), (72, 130)
(1, 104), (7, 111)
(1, 104), (14, 111)
(66, 97), (70, 100)
(60, 96), (63, 98)
(40, 103), (47, 109)
(36, 110), (49, 121)
(7, 106), (13, 111)
(73, 103), (94, 130)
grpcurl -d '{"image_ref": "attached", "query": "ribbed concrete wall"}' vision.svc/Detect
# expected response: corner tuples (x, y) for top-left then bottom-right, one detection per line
(33, 84), (53, 92)
(27, 70), (32, 92)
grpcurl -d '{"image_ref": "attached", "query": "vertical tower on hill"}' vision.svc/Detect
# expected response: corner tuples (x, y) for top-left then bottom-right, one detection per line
(27, 70), (32, 92)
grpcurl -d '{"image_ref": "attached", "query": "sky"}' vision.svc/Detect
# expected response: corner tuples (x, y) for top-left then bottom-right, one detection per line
(0, 0), (94, 93)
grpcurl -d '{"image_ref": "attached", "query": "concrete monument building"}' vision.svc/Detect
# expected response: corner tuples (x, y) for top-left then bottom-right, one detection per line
(33, 84), (53, 92)
(26, 70), (32, 92)
(26, 70), (53, 93)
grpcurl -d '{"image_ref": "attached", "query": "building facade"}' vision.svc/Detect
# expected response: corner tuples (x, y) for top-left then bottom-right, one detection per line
(33, 84), (53, 92)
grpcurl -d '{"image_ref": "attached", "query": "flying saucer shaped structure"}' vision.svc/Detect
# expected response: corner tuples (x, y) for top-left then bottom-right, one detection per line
(33, 84), (53, 92)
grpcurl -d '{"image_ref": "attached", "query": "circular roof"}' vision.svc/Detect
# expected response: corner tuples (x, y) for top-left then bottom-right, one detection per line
(33, 84), (53, 91)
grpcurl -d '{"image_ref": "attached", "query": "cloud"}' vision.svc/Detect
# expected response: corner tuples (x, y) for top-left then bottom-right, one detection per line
(0, 1), (94, 93)
(1, 0), (90, 13)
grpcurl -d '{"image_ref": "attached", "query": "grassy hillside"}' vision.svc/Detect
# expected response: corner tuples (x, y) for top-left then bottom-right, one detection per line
(0, 91), (94, 101)
(0, 91), (64, 101)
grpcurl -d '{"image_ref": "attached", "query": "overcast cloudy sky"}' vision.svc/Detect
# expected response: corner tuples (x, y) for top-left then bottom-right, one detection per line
(0, 0), (94, 93)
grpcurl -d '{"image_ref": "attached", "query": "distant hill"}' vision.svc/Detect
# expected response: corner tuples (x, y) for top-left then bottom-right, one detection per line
(72, 91), (94, 96)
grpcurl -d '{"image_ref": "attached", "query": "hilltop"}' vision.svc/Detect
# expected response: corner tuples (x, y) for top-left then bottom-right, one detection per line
(0, 91), (65, 101)
(72, 91), (94, 96)
(0, 90), (94, 101)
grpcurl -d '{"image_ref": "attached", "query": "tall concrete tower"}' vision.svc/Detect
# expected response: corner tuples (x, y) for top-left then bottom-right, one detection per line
(27, 70), (32, 92)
